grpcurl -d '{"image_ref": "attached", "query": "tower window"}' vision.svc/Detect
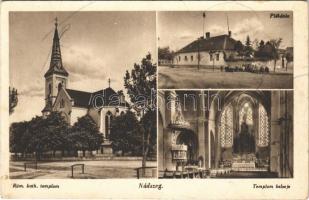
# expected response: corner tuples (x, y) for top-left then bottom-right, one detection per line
(58, 83), (62, 92)
(48, 84), (52, 96)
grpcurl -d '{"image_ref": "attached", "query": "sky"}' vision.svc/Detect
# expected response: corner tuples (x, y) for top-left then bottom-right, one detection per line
(10, 12), (156, 123)
(158, 11), (293, 51)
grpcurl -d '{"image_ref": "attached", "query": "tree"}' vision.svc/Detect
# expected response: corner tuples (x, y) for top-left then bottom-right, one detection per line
(124, 53), (156, 168)
(69, 115), (103, 153)
(269, 38), (282, 72)
(244, 35), (254, 58)
(110, 111), (143, 156)
(158, 46), (174, 61)
(235, 41), (244, 54)
(10, 121), (29, 155)
(140, 110), (157, 157)
(12, 112), (70, 159)
(30, 113), (69, 159)
(9, 87), (18, 115)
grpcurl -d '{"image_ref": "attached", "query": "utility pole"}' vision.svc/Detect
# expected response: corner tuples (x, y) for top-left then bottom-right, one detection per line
(226, 13), (230, 34)
(197, 38), (200, 70)
(203, 12), (206, 37)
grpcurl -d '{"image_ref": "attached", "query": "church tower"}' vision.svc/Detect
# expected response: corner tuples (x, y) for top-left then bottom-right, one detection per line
(42, 18), (69, 115)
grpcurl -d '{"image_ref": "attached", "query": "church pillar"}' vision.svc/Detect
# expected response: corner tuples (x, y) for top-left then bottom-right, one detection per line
(197, 91), (207, 168)
(208, 93), (218, 169)
(214, 119), (221, 168)
(158, 115), (164, 171)
(270, 91), (281, 175)
(163, 91), (176, 171)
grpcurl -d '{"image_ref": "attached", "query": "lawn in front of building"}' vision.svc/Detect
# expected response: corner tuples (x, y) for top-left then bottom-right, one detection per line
(158, 67), (293, 89)
(10, 160), (157, 179)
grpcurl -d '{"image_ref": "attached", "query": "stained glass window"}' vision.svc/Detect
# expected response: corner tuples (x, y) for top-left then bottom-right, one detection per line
(239, 102), (253, 126)
(220, 104), (233, 148)
(258, 104), (269, 147)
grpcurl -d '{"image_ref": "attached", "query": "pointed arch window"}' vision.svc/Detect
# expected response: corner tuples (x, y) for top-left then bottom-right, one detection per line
(220, 104), (233, 148)
(58, 83), (62, 92)
(258, 104), (269, 147)
(60, 99), (65, 108)
(48, 84), (52, 97)
(239, 102), (253, 126)
(105, 111), (113, 139)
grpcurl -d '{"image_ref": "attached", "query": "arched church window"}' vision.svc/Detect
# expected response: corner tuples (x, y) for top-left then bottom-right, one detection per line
(60, 99), (65, 108)
(258, 104), (269, 147)
(105, 111), (113, 139)
(239, 102), (253, 127)
(48, 84), (52, 96)
(58, 83), (62, 92)
(220, 104), (233, 148)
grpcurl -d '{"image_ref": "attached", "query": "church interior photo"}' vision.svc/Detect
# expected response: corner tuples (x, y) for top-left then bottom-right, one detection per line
(158, 90), (293, 178)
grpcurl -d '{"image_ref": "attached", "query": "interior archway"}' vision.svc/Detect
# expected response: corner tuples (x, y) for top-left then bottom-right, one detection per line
(215, 92), (270, 171)
(176, 130), (197, 164)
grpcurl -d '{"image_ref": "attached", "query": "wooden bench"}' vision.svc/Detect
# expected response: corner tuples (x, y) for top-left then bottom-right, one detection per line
(24, 162), (37, 171)
(71, 164), (85, 178)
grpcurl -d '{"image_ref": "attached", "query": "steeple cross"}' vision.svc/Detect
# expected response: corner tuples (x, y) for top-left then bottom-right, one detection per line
(108, 78), (111, 88)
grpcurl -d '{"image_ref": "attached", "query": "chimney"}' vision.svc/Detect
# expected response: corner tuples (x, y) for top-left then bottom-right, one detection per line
(205, 32), (210, 39)
(228, 31), (231, 37)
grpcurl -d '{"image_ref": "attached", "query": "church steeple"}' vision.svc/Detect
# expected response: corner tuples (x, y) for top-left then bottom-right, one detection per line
(44, 18), (68, 78)
(42, 18), (69, 115)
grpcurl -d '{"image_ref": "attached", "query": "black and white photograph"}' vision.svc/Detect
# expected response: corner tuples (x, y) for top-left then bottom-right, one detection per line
(158, 90), (293, 178)
(158, 11), (293, 89)
(9, 12), (157, 179)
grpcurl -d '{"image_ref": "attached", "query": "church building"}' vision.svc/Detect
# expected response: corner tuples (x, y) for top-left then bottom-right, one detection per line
(42, 20), (129, 154)
(158, 90), (293, 178)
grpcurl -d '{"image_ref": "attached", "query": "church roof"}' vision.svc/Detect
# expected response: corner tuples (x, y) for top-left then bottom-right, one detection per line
(90, 87), (130, 108)
(44, 20), (69, 78)
(66, 89), (92, 108)
(177, 34), (240, 54)
(42, 101), (53, 112)
(65, 87), (129, 109)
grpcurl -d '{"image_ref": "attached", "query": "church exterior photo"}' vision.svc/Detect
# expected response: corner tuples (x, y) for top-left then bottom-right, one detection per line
(9, 11), (157, 179)
(41, 20), (129, 155)
(158, 90), (293, 178)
